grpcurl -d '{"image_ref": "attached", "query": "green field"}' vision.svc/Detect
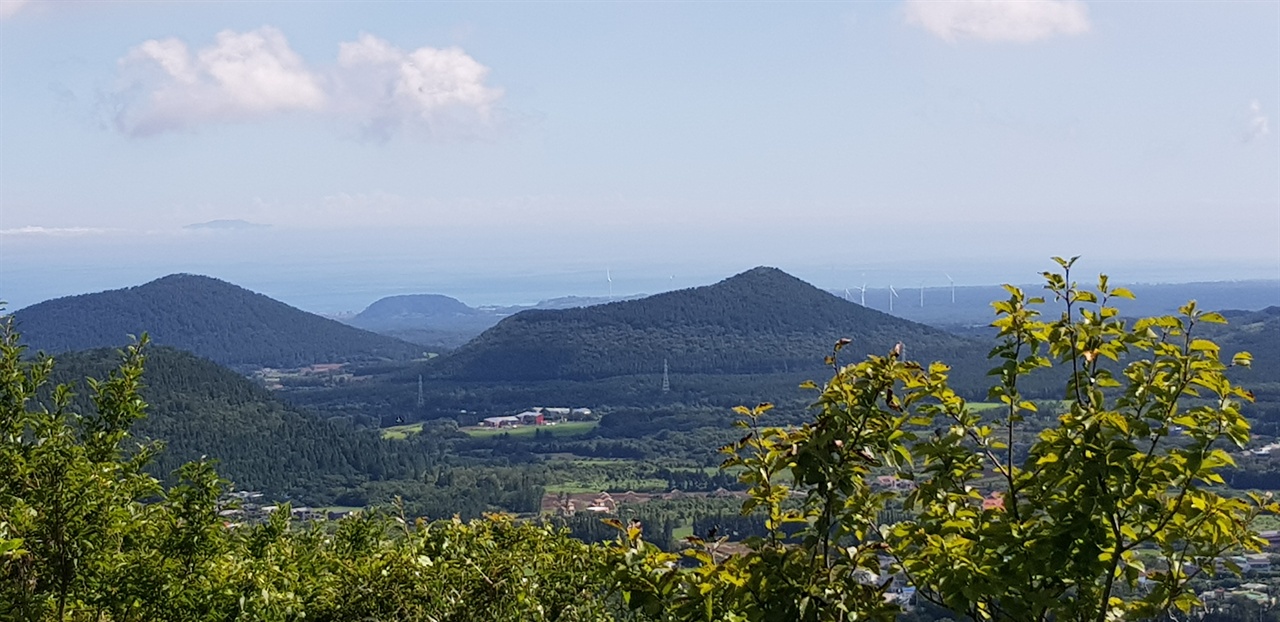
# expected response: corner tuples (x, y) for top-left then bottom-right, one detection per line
(381, 420), (600, 440)
(545, 477), (668, 494)
(463, 420), (599, 438)
(318, 505), (364, 515)
(671, 523), (695, 541)
(380, 422), (425, 440)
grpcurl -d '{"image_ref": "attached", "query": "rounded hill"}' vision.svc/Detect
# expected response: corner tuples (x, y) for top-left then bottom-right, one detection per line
(11, 274), (423, 368)
(354, 294), (480, 325)
(431, 267), (987, 383)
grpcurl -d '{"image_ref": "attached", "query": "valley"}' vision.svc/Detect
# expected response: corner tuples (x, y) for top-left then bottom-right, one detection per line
(7, 263), (1280, 620)
(10, 267), (1280, 552)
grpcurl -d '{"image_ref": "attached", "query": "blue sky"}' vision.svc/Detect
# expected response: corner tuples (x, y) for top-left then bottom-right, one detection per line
(1, 1), (1277, 311)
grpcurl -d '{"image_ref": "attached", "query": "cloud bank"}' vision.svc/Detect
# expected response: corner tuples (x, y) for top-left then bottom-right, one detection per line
(904, 0), (1091, 43)
(113, 27), (503, 138)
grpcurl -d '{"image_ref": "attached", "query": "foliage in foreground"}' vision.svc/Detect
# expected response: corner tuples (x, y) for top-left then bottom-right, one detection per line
(606, 259), (1274, 622)
(1, 260), (1274, 621)
(0, 331), (609, 621)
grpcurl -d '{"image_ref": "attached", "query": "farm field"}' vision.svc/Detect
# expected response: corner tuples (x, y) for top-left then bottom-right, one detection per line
(380, 420), (599, 440)
(545, 477), (668, 494)
(379, 422), (426, 440)
(462, 420), (599, 438)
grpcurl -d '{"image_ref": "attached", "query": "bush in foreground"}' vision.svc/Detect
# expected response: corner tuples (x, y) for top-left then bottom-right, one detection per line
(2, 260), (1272, 621)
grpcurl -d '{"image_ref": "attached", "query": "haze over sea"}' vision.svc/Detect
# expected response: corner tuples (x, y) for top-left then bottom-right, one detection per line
(4, 223), (1276, 315)
(1, 2), (1276, 314)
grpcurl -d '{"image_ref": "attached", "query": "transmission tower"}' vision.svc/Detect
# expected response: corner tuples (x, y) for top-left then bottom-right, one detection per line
(662, 359), (670, 393)
(416, 375), (425, 408)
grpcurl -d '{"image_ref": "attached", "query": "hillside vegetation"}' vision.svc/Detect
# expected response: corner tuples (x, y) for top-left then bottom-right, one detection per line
(43, 347), (547, 518)
(3, 261), (1274, 621)
(12, 274), (423, 368)
(433, 267), (989, 388)
(46, 347), (452, 502)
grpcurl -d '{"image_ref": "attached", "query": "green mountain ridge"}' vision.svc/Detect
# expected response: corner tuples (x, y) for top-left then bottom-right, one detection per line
(346, 292), (650, 349)
(11, 273), (423, 368)
(46, 346), (445, 502)
(1213, 306), (1280, 404)
(430, 267), (990, 388)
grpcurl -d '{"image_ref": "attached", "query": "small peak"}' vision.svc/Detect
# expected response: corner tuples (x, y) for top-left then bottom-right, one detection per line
(739, 266), (786, 277)
(145, 273), (230, 287)
(717, 266), (809, 288)
(722, 266), (791, 281)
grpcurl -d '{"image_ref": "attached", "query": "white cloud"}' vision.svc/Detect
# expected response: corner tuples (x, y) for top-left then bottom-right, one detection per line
(904, 0), (1091, 43)
(0, 0), (32, 19)
(1245, 99), (1270, 142)
(111, 29), (503, 139)
(334, 33), (504, 140)
(113, 27), (326, 136)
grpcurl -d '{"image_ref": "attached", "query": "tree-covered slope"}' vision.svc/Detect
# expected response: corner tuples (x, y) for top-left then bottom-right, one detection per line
(47, 347), (446, 501)
(432, 267), (989, 386)
(1211, 306), (1280, 408)
(1215, 307), (1280, 374)
(12, 274), (423, 368)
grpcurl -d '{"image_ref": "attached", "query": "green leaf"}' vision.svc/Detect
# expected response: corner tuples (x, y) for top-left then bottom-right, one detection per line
(1189, 339), (1219, 352)
(1200, 312), (1227, 324)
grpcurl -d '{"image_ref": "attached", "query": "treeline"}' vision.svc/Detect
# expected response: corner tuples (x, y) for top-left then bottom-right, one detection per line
(13, 273), (422, 368)
(44, 347), (545, 517)
(47, 348), (441, 497)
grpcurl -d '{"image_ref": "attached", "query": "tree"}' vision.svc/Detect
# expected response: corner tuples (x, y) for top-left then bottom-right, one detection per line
(606, 258), (1274, 621)
(0, 321), (163, 620)
(0, 315), (614, 621)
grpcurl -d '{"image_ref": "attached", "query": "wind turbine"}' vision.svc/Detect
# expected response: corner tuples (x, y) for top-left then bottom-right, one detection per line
(889, 284), (899, 312)
(607, 268), (613, 299)
(919, 280), (925, 308)
(859, 283), (867, 306)
(844, 287), (853, 302)
(945, 273), (955, 304)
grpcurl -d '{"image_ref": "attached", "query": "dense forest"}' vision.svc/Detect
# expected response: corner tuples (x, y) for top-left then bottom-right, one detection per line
(6, 262), (1279, 621)
(12, 273), (424, 368)
(431, 267), (993, 392)
(43, 346), (549, 517)
(48, 347), (434, 495)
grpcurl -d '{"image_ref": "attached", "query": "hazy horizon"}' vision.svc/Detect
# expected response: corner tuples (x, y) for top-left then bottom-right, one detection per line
(4, 225), (1276, 315)
(2, 2), (1277, 312)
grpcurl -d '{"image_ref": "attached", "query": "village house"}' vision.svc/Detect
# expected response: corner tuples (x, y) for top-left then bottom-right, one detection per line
(873, 475), (916, 492)
(480, 406), (595, 427)
(515, 410), (545, 425)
